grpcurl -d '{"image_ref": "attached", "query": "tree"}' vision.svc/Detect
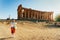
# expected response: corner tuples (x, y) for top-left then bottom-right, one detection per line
(55, 15), (60, 22)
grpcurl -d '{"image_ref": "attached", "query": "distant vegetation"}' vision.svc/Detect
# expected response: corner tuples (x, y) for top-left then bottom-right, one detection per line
(55, 15), (60, 22)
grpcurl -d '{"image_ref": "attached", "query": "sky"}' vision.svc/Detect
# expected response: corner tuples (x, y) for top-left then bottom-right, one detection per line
(0, 0), (60, 19)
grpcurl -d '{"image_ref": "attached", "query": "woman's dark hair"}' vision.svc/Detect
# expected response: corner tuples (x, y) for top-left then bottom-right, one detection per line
(11, 18), (15, 22)
(11, 18), (14, 20)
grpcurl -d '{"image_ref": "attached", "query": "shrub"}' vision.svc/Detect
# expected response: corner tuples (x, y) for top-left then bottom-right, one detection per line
(55, 15), (60, 22)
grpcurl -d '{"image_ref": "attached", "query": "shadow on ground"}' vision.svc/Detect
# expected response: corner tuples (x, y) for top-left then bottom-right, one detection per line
(45, 24), (60, 28)
(0, 37), (13, 40)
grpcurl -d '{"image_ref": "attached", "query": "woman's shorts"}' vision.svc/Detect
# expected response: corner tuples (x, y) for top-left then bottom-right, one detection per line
(11, 27), (15, 33)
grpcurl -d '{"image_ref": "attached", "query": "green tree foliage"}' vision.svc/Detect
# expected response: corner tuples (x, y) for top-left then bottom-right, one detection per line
(55, 15), (60, 22)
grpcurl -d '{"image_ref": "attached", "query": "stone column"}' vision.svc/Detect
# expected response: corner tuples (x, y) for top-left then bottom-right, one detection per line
(28, 10), (29, 19)
(48, 13), (49, 21)
(35, 12), (37, 19)
(47, 13), (52, 21)
(43, 13), (45, 20)
(45, 13), (47, 20)
(39, 12), (41, 19)
(33, 12), (36, 19)
(25, 10), (26, 18)
(47, 13), (49, 20)
(30, 11), (31, 19)
(40, 12), (41, 19)
(38, 12), (39, 19)
(32, 11), (33, 19)
(41, 13), (43, 20)
(44, 13), (46, 20)
(36, 12), (37, 19)
(52, 13), (53, 21)
(51, 13), (53, 21)
(31, 11), (32, 19)
(32, 11), (34, 19)
(37, 12), (38, 20)
(49, 13), (51, 21)
(33, 12), (34, 19)
(48, 14), (49, 20)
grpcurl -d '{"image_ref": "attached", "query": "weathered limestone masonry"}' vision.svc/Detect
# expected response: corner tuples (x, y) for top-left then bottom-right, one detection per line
(17, 4), (53, 21)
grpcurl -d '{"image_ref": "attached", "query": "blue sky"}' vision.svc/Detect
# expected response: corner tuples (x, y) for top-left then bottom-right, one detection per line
(0, 0), (60, 19)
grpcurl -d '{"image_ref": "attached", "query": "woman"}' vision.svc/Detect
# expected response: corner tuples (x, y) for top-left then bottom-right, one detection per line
(10, 19), (17, 37)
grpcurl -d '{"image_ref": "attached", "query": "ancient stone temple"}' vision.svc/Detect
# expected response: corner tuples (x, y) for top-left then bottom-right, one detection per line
(17, 4), (53, 21)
